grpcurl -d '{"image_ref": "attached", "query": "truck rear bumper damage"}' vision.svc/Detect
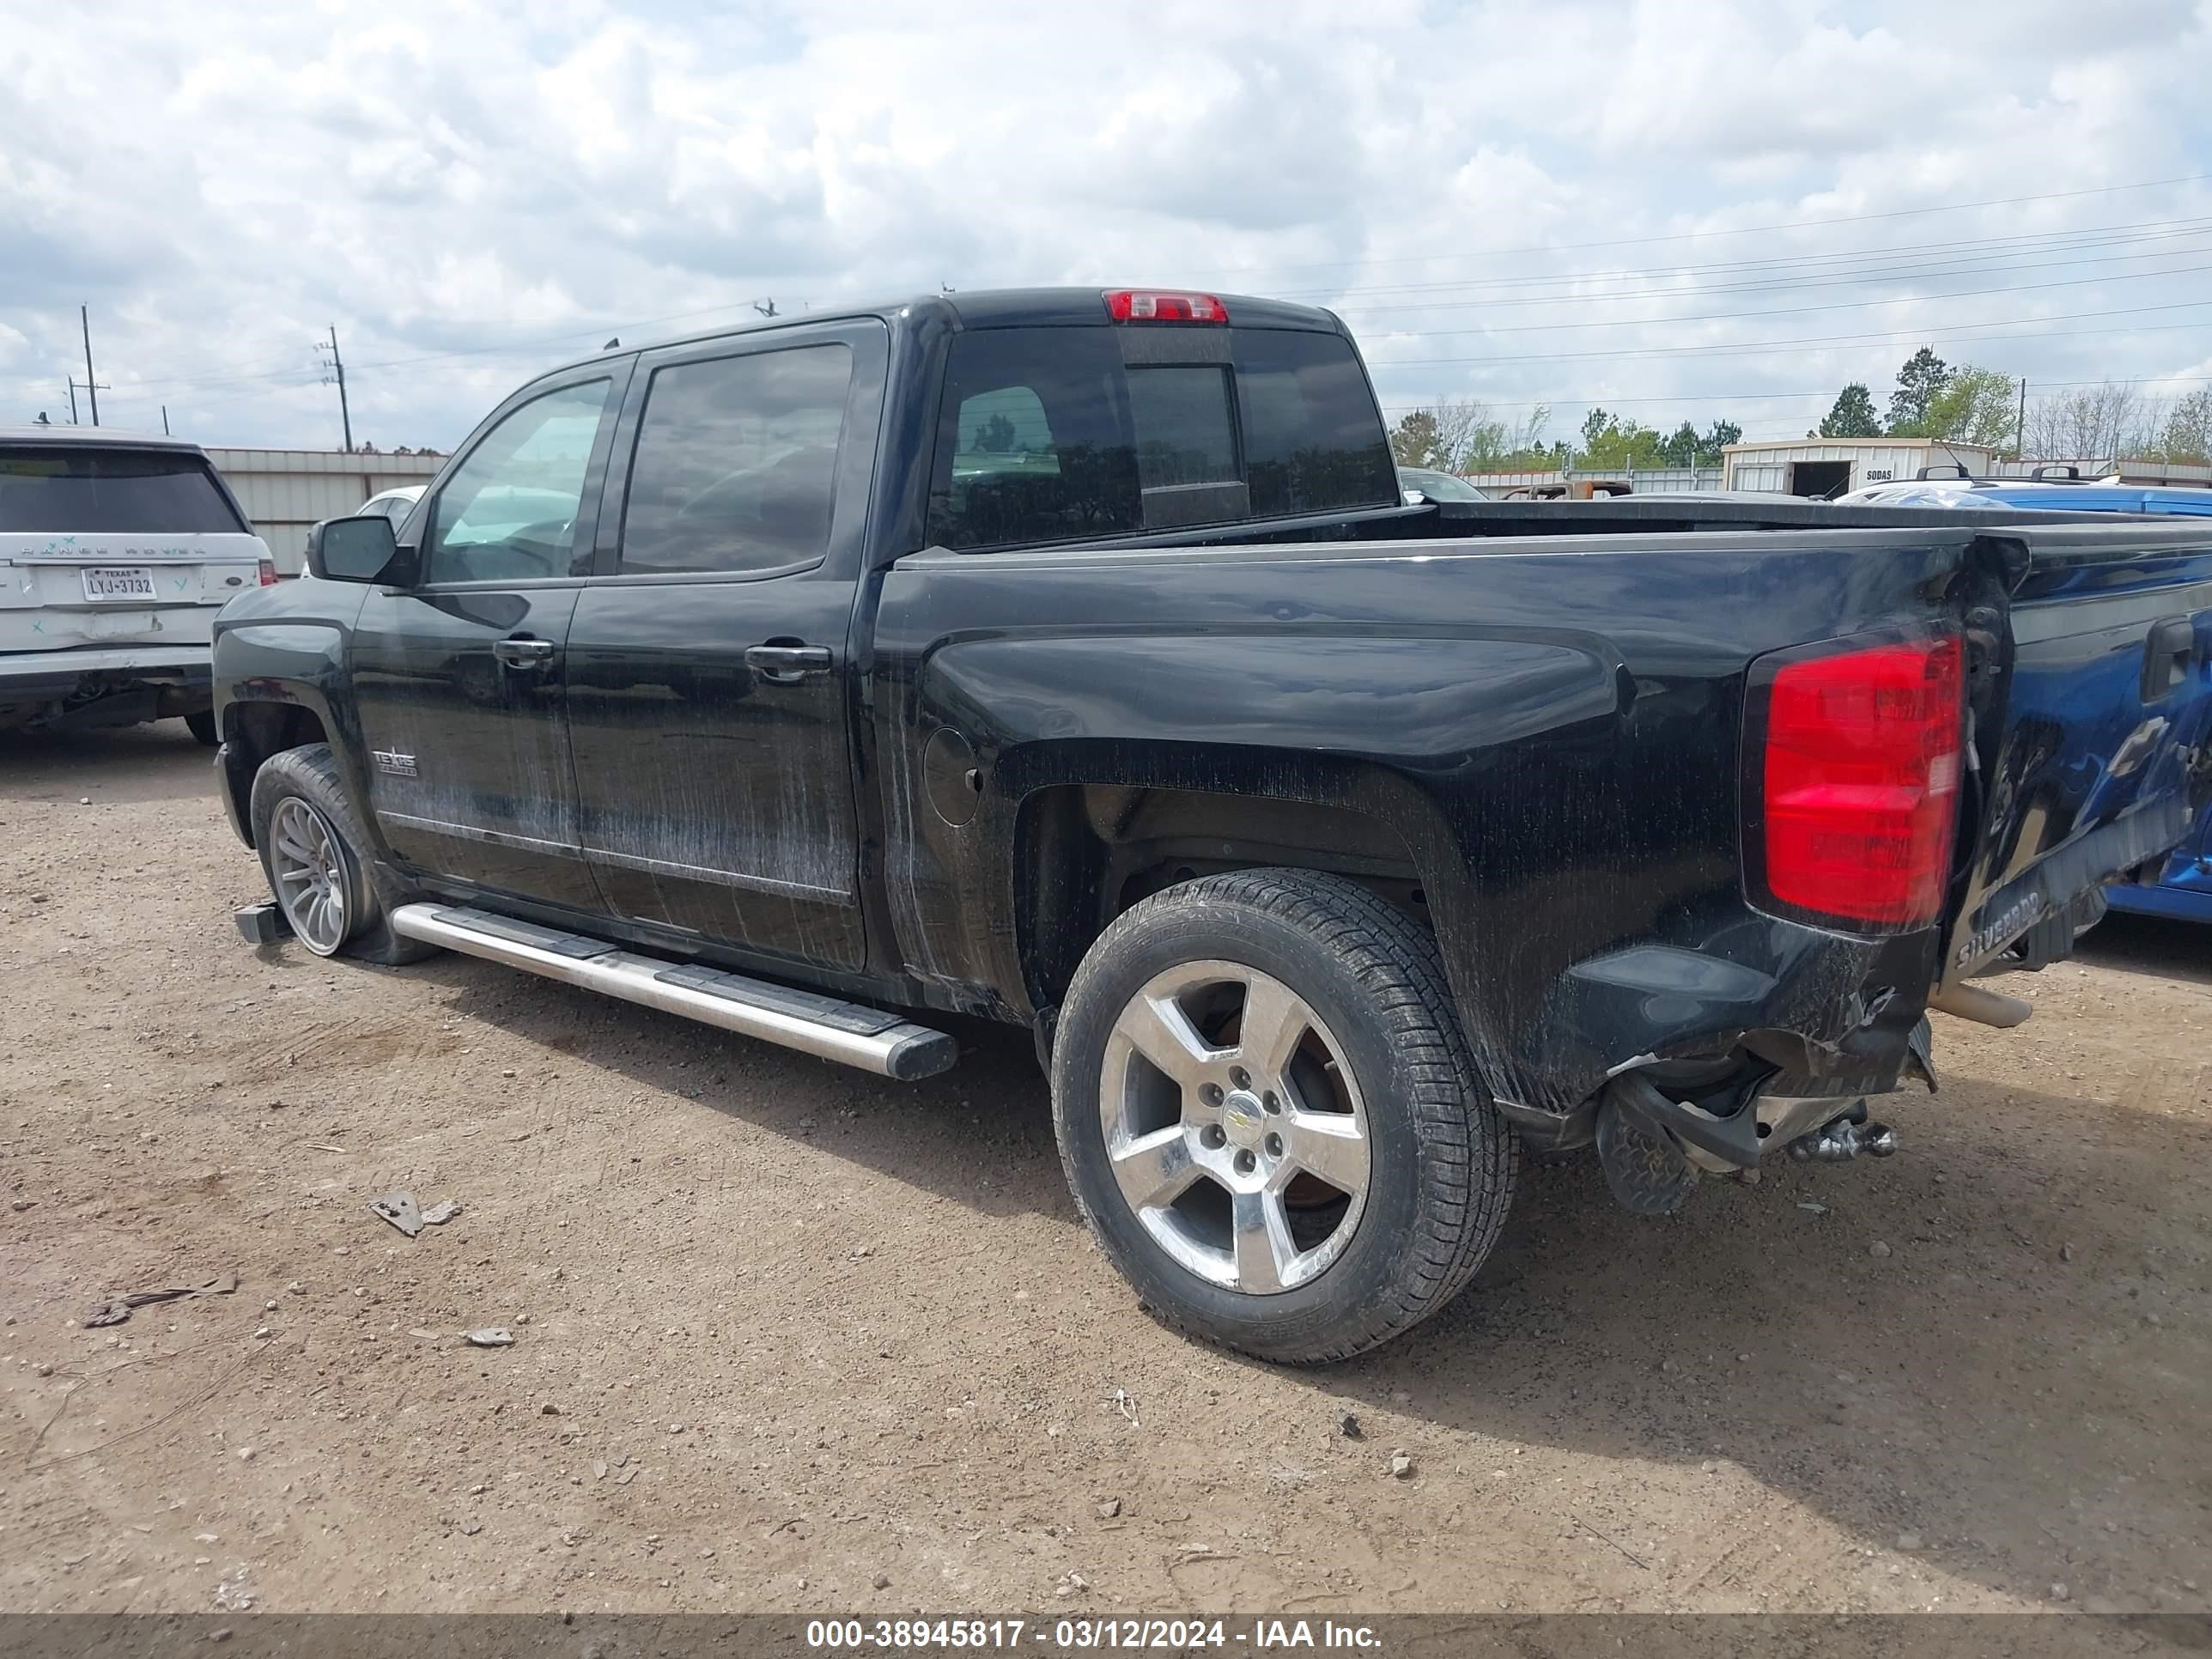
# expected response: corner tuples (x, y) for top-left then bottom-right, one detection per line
(1502, 917), (1956, 1214)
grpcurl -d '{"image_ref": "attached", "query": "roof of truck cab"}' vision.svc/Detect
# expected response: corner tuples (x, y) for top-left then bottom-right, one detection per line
(527, 289), (1351, 394)
(938, 288), (1345, 331)
(0, 425), (208, 452)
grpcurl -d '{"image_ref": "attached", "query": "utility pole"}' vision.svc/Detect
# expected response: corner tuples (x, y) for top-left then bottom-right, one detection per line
(69, 378), (107, 422)
(319, 326), (353, 453)
(65, 380), (78, 424)
(2017, 379), (2027, 461)
(80, 305), (100, 426)
(161, 404), (171, 435)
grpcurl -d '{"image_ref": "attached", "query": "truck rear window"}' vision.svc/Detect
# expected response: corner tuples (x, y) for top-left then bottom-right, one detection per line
(927, 326), (1394, 550)
(0, 447), (246, 535)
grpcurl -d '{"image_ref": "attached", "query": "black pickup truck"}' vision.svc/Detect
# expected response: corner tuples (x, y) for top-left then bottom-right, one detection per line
(210, 287), (2212, 1363)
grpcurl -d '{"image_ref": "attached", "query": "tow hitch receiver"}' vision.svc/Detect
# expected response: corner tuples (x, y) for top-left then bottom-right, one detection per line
(1595, 1073), (1903, 1213)
(1788, 1117), (1899, 1162)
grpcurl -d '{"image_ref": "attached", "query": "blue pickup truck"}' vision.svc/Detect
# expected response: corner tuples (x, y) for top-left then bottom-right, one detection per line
(1844, 477), (2212, 923)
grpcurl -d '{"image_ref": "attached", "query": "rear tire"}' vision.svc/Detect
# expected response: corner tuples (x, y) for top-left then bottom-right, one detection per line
(1051, 868), (1516, 1364)
(249, 744), (435, 965)
(185, 710), (219, 746)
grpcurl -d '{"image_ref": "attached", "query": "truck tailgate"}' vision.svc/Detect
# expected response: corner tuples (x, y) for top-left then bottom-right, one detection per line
(1945, 520), (2212, 980)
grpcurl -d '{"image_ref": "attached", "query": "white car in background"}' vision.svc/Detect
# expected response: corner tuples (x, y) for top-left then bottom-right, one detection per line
(356, 483), (423, 528)
(1, 426), (274, 744)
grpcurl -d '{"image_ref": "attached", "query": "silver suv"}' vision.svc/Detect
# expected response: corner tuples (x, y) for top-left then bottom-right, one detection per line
(1, 426), (273, 742)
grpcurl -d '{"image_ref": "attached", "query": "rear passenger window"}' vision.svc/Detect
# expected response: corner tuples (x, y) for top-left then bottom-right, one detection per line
(926, 325), (1395, 551)
(620, 344), (852, 576)
(1233, 331), (1397, 518)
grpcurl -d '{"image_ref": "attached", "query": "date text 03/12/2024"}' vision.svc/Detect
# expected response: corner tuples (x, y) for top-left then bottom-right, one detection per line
(805, 1618), (1384, 1651)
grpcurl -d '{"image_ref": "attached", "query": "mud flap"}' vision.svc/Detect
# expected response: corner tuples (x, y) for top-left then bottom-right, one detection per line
(1595, 1091), (1699, 1217)
(1904, 1015), (1938, 1092)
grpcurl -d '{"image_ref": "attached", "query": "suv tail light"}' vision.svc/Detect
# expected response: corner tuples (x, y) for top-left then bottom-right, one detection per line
(258, 557), (278, 586)
(1751, 632), (1965, 929)
(1103, 289), (1228, 324)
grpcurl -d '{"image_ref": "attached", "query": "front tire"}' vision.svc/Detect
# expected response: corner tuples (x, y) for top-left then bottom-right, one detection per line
(1051, 868), (1516, 1364)
(249, 744), (434, 965)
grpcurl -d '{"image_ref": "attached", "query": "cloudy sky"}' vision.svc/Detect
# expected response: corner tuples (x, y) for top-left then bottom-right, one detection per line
(3, 0), (2209, 453)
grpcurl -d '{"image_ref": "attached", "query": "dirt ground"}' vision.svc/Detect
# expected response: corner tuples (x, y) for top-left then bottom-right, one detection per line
(2, 722), (2208, 1619)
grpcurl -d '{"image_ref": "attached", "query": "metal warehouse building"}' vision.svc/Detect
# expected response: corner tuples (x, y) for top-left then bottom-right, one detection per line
(207, 447), (445, 574)
(1722, 438), (1996, 497)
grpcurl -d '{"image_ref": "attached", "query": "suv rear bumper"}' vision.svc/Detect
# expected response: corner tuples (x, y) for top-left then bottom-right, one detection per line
(1, 646), (214, 731)
(0, 643), (214, 691)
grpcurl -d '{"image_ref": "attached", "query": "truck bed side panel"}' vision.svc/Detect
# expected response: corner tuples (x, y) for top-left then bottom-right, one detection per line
(874, 531), (1980, 1113)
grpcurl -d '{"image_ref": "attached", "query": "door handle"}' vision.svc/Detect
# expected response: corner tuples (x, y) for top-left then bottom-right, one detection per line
(744, 642), (834, 682)
(492, 636), (557, 669)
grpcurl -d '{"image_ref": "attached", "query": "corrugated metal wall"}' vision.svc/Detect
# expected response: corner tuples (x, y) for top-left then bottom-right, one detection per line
(206, 447), (445, 574)
(1460, 466), (1725, 497)
(1721, 441), (1995, 495)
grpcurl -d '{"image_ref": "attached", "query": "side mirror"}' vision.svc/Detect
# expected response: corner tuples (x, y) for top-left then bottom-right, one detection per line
(306, 514), (403, 584)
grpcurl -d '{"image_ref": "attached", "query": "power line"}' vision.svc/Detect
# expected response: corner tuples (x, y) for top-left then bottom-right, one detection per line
(69, 210), (2212, 404)
(1331, 240), (2212, 318)
(86, 222), (2209, 404)
(117, 295), (793, 398)
(1177, 172), (2212, 282)
(104, 211), (2212, 402)
(164, 275), (2209, 394)
(1366, 307), (2212, 369)
(1349, 259), (2212, 339)
(1289, 216), (2212, 302)
(1370, 376), (2212, 412)
(103, 219), (2212, 403)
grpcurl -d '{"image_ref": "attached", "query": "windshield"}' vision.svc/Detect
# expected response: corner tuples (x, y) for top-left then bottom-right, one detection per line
(1398, 468), (1484, 501)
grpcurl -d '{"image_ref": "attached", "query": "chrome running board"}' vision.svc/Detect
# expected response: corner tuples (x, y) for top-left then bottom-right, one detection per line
(387, 903), (957, 1081)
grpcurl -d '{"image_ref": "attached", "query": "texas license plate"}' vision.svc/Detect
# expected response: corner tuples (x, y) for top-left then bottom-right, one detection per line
(81, 566), (158, 601)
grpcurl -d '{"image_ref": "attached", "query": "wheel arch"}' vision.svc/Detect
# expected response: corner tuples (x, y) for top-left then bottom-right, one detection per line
(998, 743), (1480, 1049)
(219, 699), (334, 849)
(212, 612), (360, 850)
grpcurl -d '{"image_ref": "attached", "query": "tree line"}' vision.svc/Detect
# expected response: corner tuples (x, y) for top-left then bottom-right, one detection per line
(1389, 350), (2212, 475)
(1387, 400), (1741, 473)
(1814, 349), (2211, 462)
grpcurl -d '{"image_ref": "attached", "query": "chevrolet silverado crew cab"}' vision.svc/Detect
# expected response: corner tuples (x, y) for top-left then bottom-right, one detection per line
(209, 289), (2212, 1363)
(3, 426), (274, 740)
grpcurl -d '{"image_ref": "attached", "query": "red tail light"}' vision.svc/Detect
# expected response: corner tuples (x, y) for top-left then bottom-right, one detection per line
(1103, 289), (1228, 323)
(1753, 633), (1965, 928)
(258, 558), (278, 586)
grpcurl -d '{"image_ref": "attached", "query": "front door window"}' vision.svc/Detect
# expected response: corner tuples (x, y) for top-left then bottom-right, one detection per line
(426, 380), (611, 584)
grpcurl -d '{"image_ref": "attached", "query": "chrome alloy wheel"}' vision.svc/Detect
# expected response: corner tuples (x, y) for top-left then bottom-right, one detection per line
(1097, 960), (1371, 1294)
(268, 796), (352, 956)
